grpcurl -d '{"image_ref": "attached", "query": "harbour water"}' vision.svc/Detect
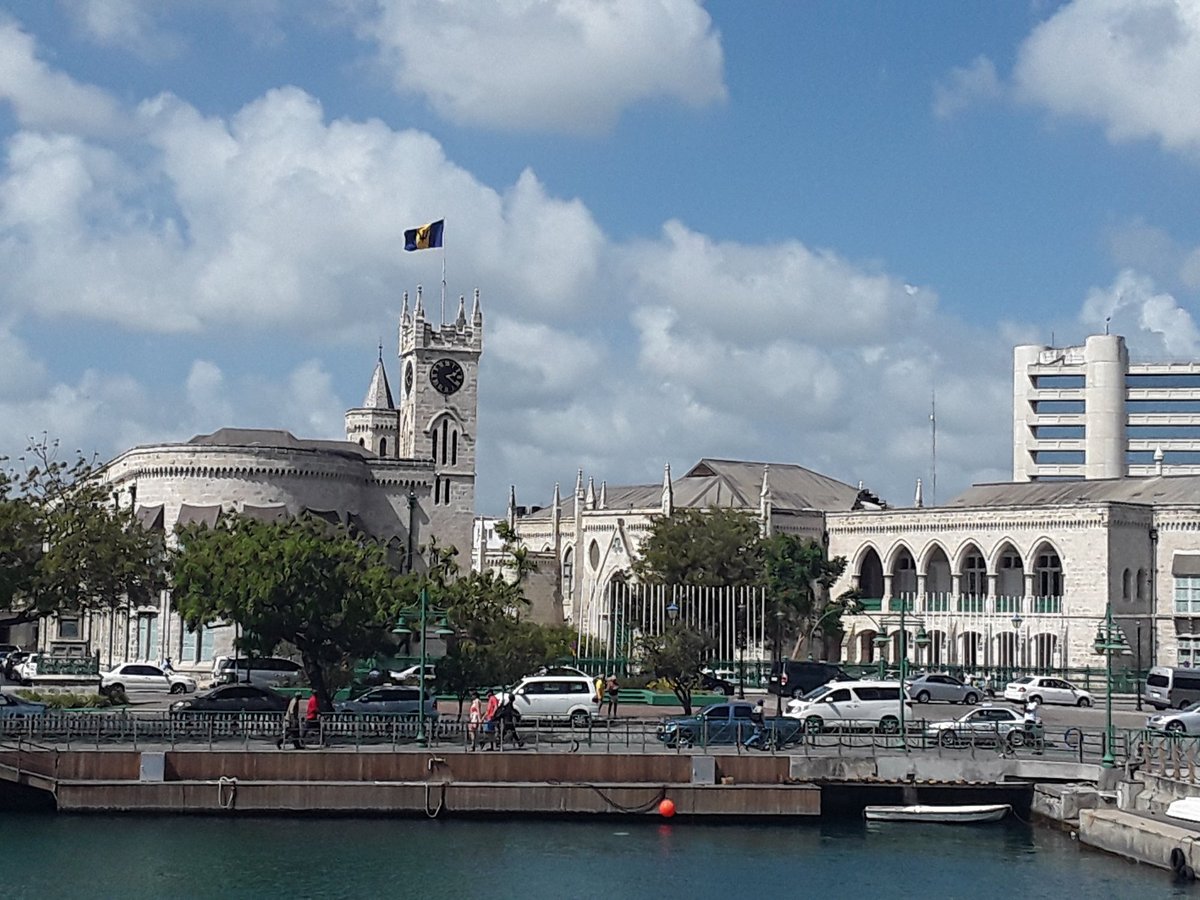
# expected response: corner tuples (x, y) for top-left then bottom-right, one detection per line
(2, 813), (1185, 899)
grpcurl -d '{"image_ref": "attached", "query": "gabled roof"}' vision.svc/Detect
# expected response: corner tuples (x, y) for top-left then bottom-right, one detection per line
(945, 474), (1200, 508)
(361, 358), (394, 410)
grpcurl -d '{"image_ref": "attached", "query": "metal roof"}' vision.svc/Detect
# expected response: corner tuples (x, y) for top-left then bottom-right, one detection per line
(944, 474), (1200, 508)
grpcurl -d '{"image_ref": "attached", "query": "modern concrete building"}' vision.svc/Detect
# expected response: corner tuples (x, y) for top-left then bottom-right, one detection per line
(1013, 333), (1200, 482)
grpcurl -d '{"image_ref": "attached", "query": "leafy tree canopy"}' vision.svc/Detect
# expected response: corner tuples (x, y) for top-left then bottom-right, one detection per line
(172, 514), (407, 710)
(0, 437), (167, 628)
(632, 507), (763, 587)
(637, 624), (714, 715)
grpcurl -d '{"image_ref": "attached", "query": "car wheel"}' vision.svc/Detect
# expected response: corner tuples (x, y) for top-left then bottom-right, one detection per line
(964, 693), (979, 705)
(1007, 730), (1027, 748)
(916, 691), (931, 704)
(1028, 695), (1043, 705)
(169, 683), (185, 695)
(570, 710), (590, 728)
(108, 683), (124, 695)
(1167, 720), (1187, 734)
(938, 730), (958, 748)
(1076, 696), (1092, 708)
(804, 716), (824, 735)
(878, 716), (900, 735)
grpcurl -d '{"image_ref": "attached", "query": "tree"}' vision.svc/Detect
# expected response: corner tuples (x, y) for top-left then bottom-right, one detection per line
(632, 507), (764, 587)
(637, 624), (714, 714)
(0, 437), (167, 631)
(172, 514), (405, 710)
(761, 534), (848, 660)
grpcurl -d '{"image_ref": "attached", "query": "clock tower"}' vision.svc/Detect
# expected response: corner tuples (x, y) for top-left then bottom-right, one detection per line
(398, 285), (483, 523)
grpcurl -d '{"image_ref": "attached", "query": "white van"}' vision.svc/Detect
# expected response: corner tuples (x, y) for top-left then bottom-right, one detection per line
(1144, 667), (1200, 711)
(214, 656), (305, 689)
(510, 674), (600, 726)
(783, 680), (910, 732)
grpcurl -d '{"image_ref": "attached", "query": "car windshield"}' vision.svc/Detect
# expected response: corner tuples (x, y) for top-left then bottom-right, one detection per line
(1185, 702), (1200, 713)
(801, 685), (832, 702)
(1013, 677), (1034, 685)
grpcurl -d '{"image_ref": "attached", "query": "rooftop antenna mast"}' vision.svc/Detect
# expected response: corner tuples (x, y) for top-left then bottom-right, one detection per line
(930, 389), (937, 507)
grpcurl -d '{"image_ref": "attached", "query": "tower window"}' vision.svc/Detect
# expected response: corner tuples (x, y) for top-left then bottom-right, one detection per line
(441, 420), (449, 465)
(432, 431), (438, 463)
(443, 479), (451, 504)
(451, 431), (458, 466)
(379, 438), (387, 457)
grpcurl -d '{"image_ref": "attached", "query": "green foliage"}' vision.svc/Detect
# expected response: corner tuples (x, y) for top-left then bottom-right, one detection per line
(759, 534), (848, 657)
(636, 624), (714, 715)
(632, 507), (764, 588)
(16, 688), (124, 709)
(0, 437), (168, 627)
(172, 514), (404, 710)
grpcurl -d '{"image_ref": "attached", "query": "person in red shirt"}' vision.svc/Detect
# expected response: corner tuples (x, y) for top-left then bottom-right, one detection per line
(303, 691), (320, 744)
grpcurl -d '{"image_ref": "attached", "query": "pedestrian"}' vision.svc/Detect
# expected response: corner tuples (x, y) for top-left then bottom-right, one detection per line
(496, 692), (524, 748)
(304, 690), (320, 745)
(1023, 698), (1041, 730)
(605, 673), (620, 719)
(277, 694), (303, 750)
(482, 690), (500, 750)
(594, 675), (605, 709)
(468, 692), (482, 751)
(749, 698), (766, 747)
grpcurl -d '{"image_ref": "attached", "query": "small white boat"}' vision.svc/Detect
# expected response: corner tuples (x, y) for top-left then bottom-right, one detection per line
(1167, 798), (1200, 824)
(864, 803), (1011, 823)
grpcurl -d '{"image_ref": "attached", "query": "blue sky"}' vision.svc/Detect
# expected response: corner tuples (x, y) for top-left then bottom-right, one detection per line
(2, 0), (1200, 516)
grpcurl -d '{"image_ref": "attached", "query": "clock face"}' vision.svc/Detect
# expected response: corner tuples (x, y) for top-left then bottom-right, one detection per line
(404, 361), (414, 395)
(429, 358), (465, 395)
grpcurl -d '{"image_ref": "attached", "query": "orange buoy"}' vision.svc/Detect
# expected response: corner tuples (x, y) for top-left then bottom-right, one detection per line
(658, 798), (676, 818)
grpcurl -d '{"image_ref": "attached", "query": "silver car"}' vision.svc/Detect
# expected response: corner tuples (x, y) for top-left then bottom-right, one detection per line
(1147, 702), (1200, 734)
(334, 686), (438, 719)
(926, 706), (1025, 747)
(905, 673), (982, 705)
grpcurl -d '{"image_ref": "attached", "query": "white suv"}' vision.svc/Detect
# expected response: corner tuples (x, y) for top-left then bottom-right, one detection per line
(102, 663), (197, 695)
(783, 680), (910, 732)
(511, 674), (600, 726)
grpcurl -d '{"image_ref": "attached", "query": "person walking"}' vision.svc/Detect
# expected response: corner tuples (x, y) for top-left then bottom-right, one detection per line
(277, 694), (303, 750)
(467, 692), (482, 751)
(303, 690), (320, 745)
(605, 673), (620, 719)
(496, 692), (524, 748)
(482, 690), (500, 750)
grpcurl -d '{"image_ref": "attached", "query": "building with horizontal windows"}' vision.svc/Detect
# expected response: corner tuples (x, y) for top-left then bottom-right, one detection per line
(1013, 333), (1200, 482)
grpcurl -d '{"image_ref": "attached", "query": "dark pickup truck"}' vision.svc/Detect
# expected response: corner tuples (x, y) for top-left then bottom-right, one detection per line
(656, 701), (803, 748)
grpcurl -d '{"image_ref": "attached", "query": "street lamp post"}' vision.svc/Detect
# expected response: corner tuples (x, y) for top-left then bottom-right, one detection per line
(1093, 601), (1131, 769)
(392, 587), (454, 748)
(774, 604), (785, 717)
(736, 597), (747, 700)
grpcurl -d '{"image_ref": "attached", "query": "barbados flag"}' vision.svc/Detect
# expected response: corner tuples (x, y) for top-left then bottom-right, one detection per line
(404, 219), (444, 251)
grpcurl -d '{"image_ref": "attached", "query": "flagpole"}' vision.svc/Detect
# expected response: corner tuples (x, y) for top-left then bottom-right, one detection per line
(440, 221), (447, 325)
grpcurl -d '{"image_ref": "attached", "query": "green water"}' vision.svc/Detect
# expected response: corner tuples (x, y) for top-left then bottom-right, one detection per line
(1, 813), (1184, 899)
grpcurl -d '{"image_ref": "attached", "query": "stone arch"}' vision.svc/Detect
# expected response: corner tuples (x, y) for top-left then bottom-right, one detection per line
(954, 541), (988, 595)
(888, 544), (918, 599)
(922, 544), (952, 596)
(1137, 568), (1148, 602)
(1122, 568), (1132, 602)
(561, 545), (575, 605)
(992, 540), (1025, 597)
(1031, 540), (1064, 598)
(856, 546), (884, 601)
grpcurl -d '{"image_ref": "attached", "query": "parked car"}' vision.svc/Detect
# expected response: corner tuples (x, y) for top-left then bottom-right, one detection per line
(171, 684), (289, 713)
(700, 669), (735, 696)
(101, 662), (197, 695)
(1146, 702), (1200, 734)
(387, 664), (437, 684)
(783, 680), (910, 733)
(1143, 667), (1200, 711)
(926, 706), (1025, 747)
(657, 702), (803, 748)
(0, 643), (19, 662)
(0, 691), (47, 718)
(1003, 675), (1093, 707)
(905, 673), (982, 705)
(213, 656), (304, 689)
(13, 652), (41, 683)
(335, 686), (438, 719)
(510, 673), (600, 726)
(767, 660), (848, 698)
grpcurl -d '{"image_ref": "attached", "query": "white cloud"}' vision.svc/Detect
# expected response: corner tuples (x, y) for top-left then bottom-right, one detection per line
(933, 56), (1003, 119)
(63, 0), (183, 60)
(1014, 0), (1200, 156)
(353, 0), (727, 134)
(1080, 268), (1200, 358)
(0, 18), (127, 137)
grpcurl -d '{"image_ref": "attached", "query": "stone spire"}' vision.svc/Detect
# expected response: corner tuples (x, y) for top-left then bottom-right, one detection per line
(1155, 445), (1165, 476)
(362, 350), (394, 410)
(507, 484), (517, 529)
(401, 291), (411, 325)
(414, 284), (425, 321)
(599, 480), (607, 509)
(471, 288), (483, 327)
(552, 481), (562, 521)
(661, 463), (674, 517)
(575, 468), (585, 499)
(585, 477), (596, 510)
(455, 295), (467, 330)
(914, 477), (924, 508)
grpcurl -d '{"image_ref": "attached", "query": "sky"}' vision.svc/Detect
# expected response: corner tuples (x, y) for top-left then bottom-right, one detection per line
(3, 0), (1200, 516)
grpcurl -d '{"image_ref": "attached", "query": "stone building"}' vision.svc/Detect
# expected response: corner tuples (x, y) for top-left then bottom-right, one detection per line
(28, 287), (484, 677)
